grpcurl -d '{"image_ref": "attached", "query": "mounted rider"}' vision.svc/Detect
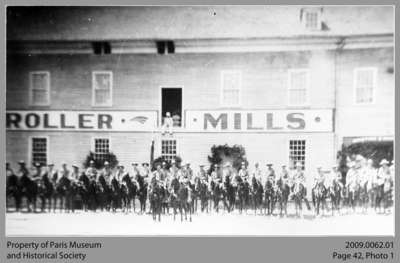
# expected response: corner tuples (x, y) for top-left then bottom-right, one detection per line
(85, 160), (98, 180)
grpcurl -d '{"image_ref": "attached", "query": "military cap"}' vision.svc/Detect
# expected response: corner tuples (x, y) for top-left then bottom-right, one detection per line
(380, 159), (389, 165)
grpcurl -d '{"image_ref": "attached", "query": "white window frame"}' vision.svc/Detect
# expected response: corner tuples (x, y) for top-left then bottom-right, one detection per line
(220, 70), (242, 107)
(91, 137), (112, 158)
(287, 68), (310, 107)
(301, 8), (322, 31)
(160, 138), (179, 162)
(28, 136), (50, 167)
(287, 138), (307, 171)
(92, 71), (113, 107)
(353, 67), (377, 105)
(29, 71), (50, 106)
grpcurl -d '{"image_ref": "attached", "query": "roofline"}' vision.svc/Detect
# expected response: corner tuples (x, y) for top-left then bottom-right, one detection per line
(7, 33), (393, 55)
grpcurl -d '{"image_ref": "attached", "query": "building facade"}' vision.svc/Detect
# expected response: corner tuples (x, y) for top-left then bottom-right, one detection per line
(6, 6), (394, 188)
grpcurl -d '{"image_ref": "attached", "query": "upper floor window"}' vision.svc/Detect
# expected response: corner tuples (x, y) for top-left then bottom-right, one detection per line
(220, 70), (241, 107)
(354, 67), (377, 104)
(29, 71), (50, 106)
(31, 137), (48, 166)
(300, 8), (322, 30)
(288, 69), (309, 106)
(92, 71), (113, 106)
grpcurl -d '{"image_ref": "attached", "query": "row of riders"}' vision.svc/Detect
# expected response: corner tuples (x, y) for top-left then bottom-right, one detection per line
(6, 157), (394, 221)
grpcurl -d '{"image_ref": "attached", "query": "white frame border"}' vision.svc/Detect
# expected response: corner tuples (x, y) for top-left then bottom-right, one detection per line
(287, 68), (310, 107)
(353, 67), (377, 105)
(29, 71), (51, 106)
(92, 71), (113, 107)
(220, 70), (242, 108)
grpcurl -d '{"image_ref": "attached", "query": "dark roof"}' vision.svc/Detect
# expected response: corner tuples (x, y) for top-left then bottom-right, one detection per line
(7, 6), (393, 41)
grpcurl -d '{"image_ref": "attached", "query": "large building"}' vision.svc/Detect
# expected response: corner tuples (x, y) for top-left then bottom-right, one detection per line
(6, 6), (394, 188)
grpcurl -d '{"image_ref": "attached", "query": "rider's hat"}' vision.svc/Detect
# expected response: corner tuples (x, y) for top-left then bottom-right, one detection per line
(104, 161), (110, 166)
(295, 162), (302, 167)
(266, 163), (273, 167)
(380, 159), (389, 165)
(282, 164), (287, 168)
(47, 162), (54, 166)
(142, 162), (149, 166)
(332, 164), (338, 168)
(348, 161), (355, 167)
(132, 163), (138, 166)
(367, 159), (374, 164)
(162, 161), (167, 165)
(171, 160), (176, 164)
(199, 164), (204, 167)
(72, 164), (79, 168)
(89, 160), (95, 164)
(214, 164), (219, 168)
(34, 162), (41, 168)
(18, 160), (25, 165)
(117, 164), (124, 168)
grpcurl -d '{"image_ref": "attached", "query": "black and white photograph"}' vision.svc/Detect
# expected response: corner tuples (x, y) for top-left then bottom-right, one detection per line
(5, 5), (395, 236)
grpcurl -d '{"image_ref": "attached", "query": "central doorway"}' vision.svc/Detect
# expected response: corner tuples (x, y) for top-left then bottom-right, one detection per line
(161, 87), (182, 127)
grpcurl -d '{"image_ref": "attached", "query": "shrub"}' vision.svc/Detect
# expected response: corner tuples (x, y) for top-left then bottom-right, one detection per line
(207, 144), (248, 173)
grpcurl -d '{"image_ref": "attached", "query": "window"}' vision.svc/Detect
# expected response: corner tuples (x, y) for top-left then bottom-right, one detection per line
(93, 138), (110, 161)
(301, 8), (322, 30)
(92, 71), (113, 106)
(354, 67), (376, 104)
(288, 69), (309, 106)
(29, 71), (50, 106)
(31, 137), (48, 166)
(221, 70), (241, 107)
(289, 140), (306, 170)
(161, 139), (177, 163)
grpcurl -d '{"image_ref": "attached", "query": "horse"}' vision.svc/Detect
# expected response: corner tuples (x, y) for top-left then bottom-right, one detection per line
(236, 181), (246, 214)
(292, 182), (309, 218)
(6, 171), (21, 212)
(328, 180), (342, 215)
(223, 178), (236, 213)
(382, 177), (393, 213)
(347, 181), (361, 213)
(198, 179), (209, 213)
(275, 177), (290, 217)
(110, 177), (122, 212)
(250, 177), (264, 215)
(312, 182), (328, 217)
(176, 182), (192, 222)
(264, 179), (275, 215)
(136, 174), (148, 214)
(37, 174), (54, 212)
(53, 176), (71, 212)
(78, 173), (90, 212)
(19, 173), (39, 212)
(149, 183), (162, 221)
(121, 173), (138, 213)
(358, 181), (369, 213)
(97, 175), (112, 211)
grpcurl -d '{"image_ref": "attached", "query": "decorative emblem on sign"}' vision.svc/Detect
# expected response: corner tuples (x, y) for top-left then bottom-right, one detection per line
(130, 116), (148, 124)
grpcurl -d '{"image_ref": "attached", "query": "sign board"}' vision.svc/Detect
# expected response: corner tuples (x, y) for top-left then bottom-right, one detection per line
(6, 111), (157, 131)
(185, 110), (333, 132)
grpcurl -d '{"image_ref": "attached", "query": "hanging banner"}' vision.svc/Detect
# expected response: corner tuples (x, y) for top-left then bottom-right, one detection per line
(185, 109), (333, 132)
(6, 111), (157, 131)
